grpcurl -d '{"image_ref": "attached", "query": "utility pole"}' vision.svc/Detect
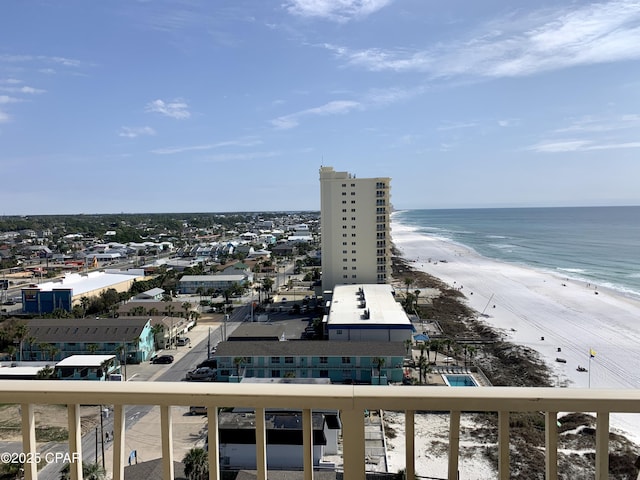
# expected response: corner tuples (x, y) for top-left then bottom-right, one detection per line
(207, 327), (211, 359)
(99, 406), (105, 469)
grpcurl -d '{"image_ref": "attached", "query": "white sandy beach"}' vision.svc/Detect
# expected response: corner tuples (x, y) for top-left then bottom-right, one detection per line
(389, 220), (640, 461)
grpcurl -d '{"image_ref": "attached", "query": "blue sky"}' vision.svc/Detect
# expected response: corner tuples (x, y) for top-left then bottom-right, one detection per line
(2, 0), (640, 214)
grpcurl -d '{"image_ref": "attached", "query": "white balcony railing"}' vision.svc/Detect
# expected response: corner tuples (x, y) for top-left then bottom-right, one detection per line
(3, 381), (640, 480)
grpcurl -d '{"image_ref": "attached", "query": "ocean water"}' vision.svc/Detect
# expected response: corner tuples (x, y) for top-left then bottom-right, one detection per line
(393, 206), (640, 299)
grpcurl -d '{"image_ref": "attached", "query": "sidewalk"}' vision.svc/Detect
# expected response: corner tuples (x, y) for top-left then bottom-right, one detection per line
(102, 319), (224, 473)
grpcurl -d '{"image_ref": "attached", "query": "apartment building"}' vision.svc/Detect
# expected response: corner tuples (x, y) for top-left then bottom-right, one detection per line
(319, 166), (391, 292)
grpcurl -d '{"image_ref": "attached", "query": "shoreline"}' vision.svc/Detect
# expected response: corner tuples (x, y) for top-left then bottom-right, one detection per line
(391, 218), (640, 443)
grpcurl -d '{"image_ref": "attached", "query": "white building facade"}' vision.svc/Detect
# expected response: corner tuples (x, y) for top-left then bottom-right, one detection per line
(319, 166), (391, 292)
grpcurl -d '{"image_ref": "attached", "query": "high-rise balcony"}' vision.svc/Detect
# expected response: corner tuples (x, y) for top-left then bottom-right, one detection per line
(2, 380), (639, 480)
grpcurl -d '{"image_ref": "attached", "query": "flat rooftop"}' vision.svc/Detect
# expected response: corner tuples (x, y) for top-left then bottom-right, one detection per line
(327, 284), (410, 327)
(27, 270), (144, 296)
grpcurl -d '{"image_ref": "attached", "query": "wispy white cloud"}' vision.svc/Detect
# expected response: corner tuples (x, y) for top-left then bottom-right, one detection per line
(145, 99), (191, 120)
(202, 150), (281, 163)
(152, 138), (262, 155)
(0, 110), (10, 123)
(528, 139), (640, 153)
(437, 121), (479, 131)
(118, 126), (157, 138)
(0, 95), (21, 104)
(0, 85), (46, 95)
(0, 54), (85, 68)
(555, 114), (640, 133)
(324, 0), (640, 78)
(284, 0), (393, 22)
(271, 100), (361, 129)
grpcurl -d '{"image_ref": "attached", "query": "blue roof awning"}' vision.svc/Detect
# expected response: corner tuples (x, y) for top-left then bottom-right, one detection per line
(413, 333), (429, 342)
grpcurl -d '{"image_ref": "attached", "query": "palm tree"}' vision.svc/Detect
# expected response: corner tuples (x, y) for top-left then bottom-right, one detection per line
(417, 356), (428, 385)
(87, 343), (99, 354)
(150, 324), (164, 350)
(80, 296), (90, 318)
(60, 461), (107, 480)
(37, 365), (55, 379)
(404, 338), (413, 357)
(13, 322), (29, 361)
(403, 277), (414, 296)
(373, 357), (386, 385)
(148, 307), (160, 316)
(183, 447), (209, 480)
(233, 357), (246, 377)
(262, 276), (274, 302)
(431, 339), (440, 364)
(182, 301), (192, 319)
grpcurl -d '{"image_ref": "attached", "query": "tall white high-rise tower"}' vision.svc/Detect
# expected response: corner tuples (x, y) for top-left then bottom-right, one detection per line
(319, 166), (391, 292)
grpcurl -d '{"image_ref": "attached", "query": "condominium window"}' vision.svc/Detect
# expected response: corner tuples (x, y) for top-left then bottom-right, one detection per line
(351, 192), (356, 195)
(343, 267), (348, 270)
(285, 357), (294, 364)
(352, 266), (357, 270)
(352, 275), (357, 278)
(351, 217), (356, 221)
(351, 208), (356, 212)
(352, 242), (356, 245)
(342, 209), (347, 212)
(351, 183), (355, 187)
(342, 184), (346, 187)
(343, 250), (347, 254)
(343, 258), (348, 262)
(320, 370), (329, 378)
(343, 274), (348, 278)
(320, 357), (328, 364)
(351, 200), (356, 204)
(351, 233), (356, 237)
(271, 357), (280, 363)
(343, 242), (347, 245)
(351, 250), (356, 254)
(342, 357), (351, 364)
(342, 192), (346, 195)
(271, 370), (280, 377)
(342, 217), (347, 221)
(342, 200), (346, 204)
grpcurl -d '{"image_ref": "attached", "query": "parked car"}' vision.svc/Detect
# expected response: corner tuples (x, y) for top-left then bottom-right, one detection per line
(189, 406), (207, 415)
(151, 355), (174, 364)
(197, 358), (217, 369)
(176, 337), (190, 346)
(186, 367), (216, 381)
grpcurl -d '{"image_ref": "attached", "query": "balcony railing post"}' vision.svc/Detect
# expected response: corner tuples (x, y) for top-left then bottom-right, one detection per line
(498, 411), (510, 480)
(160, 405), (174, 480)
(255, 407), (267, 480)
(405, 410), (415, 480)
(342, 407), (365, 480)
(208, 406), (220, 480)
(67, 404), (82, 480)
(21, 403), (36, 480)
(112, 405), (125, 480)
(448, 411), (460, 480)
(303, 409), (314, 480)
(595, 412), (610, 480)
(545, 411), (558, 480)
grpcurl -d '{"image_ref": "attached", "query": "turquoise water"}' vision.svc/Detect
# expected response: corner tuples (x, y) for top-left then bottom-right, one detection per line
(444, 374), (477, 387)
(393, 206), (640, 299)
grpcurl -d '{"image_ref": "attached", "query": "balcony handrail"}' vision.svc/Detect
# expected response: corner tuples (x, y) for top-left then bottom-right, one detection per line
(3, 381), (640, 480)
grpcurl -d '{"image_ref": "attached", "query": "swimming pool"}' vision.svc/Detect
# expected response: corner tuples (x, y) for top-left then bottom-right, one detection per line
(443, 374), (478, 387)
